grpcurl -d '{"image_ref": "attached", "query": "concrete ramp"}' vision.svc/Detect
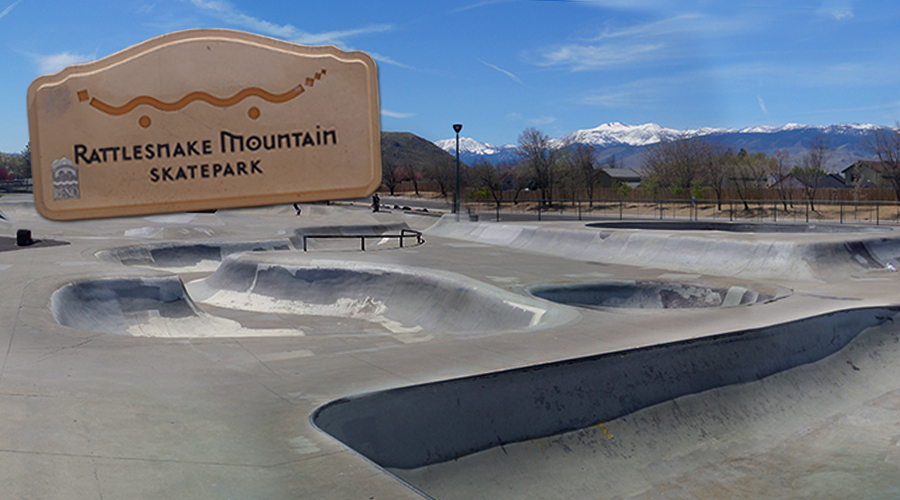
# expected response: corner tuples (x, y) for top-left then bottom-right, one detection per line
(50, 276), (299, 338)
(529, 279), (790, 309)
(313, 307), (897, 476)
(587, 220), (892, 233)
(96, 239), (295, 271)
(386, 307), (900, 499)
(426, 217), (900, 280)
(186, 255), (572, 337)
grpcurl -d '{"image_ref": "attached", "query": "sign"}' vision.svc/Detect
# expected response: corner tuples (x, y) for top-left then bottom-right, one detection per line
(27, 29), (381, 220)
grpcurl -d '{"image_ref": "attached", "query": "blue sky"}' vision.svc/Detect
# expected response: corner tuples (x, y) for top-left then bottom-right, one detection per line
(1, 0), (899, 152)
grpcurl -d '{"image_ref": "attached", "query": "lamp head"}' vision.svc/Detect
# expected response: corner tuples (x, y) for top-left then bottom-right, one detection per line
(453, 123), (463, 134)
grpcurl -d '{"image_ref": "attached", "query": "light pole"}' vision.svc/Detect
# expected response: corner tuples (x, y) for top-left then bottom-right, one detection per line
(453, 123), (462, 221)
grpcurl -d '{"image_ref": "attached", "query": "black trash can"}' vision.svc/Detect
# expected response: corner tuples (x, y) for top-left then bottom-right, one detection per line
(16, 229), (33, 247)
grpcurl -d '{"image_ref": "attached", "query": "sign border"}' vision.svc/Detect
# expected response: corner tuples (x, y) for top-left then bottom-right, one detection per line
(27, 28), (381, 220)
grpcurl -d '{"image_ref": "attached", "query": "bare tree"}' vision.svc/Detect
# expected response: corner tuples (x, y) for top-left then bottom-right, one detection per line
(472, 159), (506, 217)
(573, 143), (600, 206)
(864, 124), (900, 201)
(381, 157), (403, 196)
(795, 135), (833, 211)
(399, 163), (423, 197)
(642, 134), (708, 195)
(698, 142), (727, 209)
(426, 157), (456, 198)
(517, 127), (557, 205)
(769, 149), (793, 210)
(508, 161), (531, 204)
(728, 149), (769, 211)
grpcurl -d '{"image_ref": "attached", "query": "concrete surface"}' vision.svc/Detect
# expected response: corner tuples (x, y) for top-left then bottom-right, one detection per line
(527, 279), (790, 309)
(3, 193), (900, 499)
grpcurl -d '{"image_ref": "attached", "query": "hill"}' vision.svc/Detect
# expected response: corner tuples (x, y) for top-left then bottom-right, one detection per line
(382, 131), (463, 170)
(439, 122), (883, 173)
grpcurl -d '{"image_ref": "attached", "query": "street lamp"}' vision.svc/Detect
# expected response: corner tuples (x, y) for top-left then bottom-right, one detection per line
(453, 123), (462, 221)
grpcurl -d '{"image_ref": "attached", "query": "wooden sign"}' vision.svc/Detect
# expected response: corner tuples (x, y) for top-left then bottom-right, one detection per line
(27, 29), (381, 220)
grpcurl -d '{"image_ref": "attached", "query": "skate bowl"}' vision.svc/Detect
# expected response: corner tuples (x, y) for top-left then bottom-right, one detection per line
(586, 220), (893, 233)
(96, 239), (296, 270)
(185, 256), (569, 335)
(312, 306), (899, 474)
(426, 217), (900, 280)
(96, 223), (423, 270)
(49, 276), (281, 338)
(528, 279), (790, 309)
(52, 257), (572, 338)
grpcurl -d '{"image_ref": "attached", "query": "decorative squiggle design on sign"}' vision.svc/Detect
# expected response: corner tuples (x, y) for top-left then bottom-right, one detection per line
(77, 69), (327, 127)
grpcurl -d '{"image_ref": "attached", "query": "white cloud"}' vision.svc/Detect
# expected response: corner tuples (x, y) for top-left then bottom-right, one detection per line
(451, 0), (515, 14)
(291, 25), (394, 46)
(190, 0), (297, 38)
(189, 0), (394, 49)
(368, 51), (411, 69)
(758, 95), (769, 116)
(819, 0), (854, 20)
(582, 89), (646, 108)
(35, 52), (94, 74)
(0, 0), (22, 21)
(507, 113), (556, 125)
(479, 59), (524, 85)
(382, 109), (415, 119)
(590, 14), (720, 40)
(529, 116), (557, 125)
(537, 43), (664, 70)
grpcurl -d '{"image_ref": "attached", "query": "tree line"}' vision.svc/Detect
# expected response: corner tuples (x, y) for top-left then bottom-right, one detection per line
(0, 143), (30, 182)
(381, 123), (900, 209)
(380, 127), (630, 210)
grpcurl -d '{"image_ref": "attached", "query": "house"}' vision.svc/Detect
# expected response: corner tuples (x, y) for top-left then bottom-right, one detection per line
(599, 167), (641, 189)
(841, 160), (897, 188)
(771, 172), (848, 190)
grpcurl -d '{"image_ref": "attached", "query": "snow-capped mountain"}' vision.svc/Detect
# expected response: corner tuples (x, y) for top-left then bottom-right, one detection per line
(435, 137), (520, 164)
(560, 122), (684, 147)
(434, 137), (515, 156)
(438, 122), (885, 170)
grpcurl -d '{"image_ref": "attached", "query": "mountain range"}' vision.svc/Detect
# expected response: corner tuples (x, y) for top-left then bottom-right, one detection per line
(435, 122), (885, 172)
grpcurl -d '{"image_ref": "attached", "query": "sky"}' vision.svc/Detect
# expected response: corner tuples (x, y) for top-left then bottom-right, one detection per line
(1, 0), (900, 152)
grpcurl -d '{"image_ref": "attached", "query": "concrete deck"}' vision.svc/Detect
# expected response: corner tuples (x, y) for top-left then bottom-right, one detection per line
(2, 193), (900, 499)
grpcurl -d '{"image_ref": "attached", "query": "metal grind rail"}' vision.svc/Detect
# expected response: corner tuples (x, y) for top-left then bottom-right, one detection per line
(301, 229), (424, 251)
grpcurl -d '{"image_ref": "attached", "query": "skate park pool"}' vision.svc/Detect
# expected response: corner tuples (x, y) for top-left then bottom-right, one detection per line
(51, 254), (571, 338)
(8, 197), (900, 499)
(528, 279), (790, 309)
(586, 220), (893, 233)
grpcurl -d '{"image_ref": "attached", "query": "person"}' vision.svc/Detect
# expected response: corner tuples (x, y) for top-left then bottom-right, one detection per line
(372, 194), (380, 212)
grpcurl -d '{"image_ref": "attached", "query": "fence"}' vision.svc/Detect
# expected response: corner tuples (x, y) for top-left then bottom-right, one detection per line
(461, 198), (900, 225)
(0, 180), (32, 193)
(301, 229), (424, 251)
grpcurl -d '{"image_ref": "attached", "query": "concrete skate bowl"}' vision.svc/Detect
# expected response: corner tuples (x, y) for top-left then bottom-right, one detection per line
(95, 223), (422, 271)
(313, 306), (900, 498)
(528, 280), (790, 310)
(49, 276), (283, 338)
(184, 256), (568, 337)
(587, 220), (893, 233)
(51, 259), (566, 338)
(96, 239), (296, 271)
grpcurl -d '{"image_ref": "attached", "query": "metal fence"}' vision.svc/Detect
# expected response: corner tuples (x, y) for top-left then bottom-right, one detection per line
(461, 198), (900, 225)
(0, 180), (32, 193)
